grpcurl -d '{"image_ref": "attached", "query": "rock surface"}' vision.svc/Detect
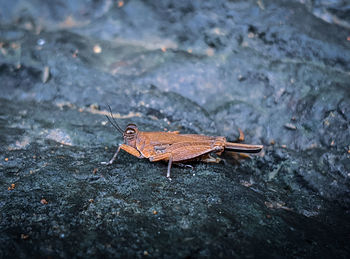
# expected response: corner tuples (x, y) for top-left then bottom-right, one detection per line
(0, 0), (349, 257)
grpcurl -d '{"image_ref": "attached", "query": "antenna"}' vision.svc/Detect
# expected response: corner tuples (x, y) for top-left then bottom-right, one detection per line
(105, 105), (124, 135)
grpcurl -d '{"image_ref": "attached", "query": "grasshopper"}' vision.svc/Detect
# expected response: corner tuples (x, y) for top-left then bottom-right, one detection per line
(102, 109), (263, 178)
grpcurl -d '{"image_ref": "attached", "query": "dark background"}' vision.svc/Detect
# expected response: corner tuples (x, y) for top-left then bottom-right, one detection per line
(0, 0), (349, 258)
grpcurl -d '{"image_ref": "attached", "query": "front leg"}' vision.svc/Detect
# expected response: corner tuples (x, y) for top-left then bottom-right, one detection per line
(101, 144), (142, 165)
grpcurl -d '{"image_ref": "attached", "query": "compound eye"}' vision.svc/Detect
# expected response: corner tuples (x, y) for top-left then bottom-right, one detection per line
(126, 129), (135, 135)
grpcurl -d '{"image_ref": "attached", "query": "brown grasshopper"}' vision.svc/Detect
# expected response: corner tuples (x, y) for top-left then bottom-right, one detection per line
(102, 110), (263, 178)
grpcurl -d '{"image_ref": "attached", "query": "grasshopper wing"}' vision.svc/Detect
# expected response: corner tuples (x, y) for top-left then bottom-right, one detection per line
(152, 142), (224, 162)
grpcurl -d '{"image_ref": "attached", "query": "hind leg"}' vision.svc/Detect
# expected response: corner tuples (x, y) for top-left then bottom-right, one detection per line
(200, 154), (222, 163)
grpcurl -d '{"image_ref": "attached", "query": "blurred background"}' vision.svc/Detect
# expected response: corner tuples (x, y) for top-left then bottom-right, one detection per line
(0, 0), (349, 258)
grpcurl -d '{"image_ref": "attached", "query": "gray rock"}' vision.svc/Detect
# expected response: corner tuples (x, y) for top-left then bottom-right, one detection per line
(0, 0), (349, 258)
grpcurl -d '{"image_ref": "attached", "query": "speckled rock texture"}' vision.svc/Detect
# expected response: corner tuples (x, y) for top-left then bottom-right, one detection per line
(0, 0), (349, 258)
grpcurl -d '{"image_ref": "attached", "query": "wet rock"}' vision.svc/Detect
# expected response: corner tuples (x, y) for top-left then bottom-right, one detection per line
(1, 0), (350, 258)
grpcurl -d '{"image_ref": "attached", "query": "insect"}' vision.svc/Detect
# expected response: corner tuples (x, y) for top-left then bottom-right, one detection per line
(102, 108), (263, 178)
